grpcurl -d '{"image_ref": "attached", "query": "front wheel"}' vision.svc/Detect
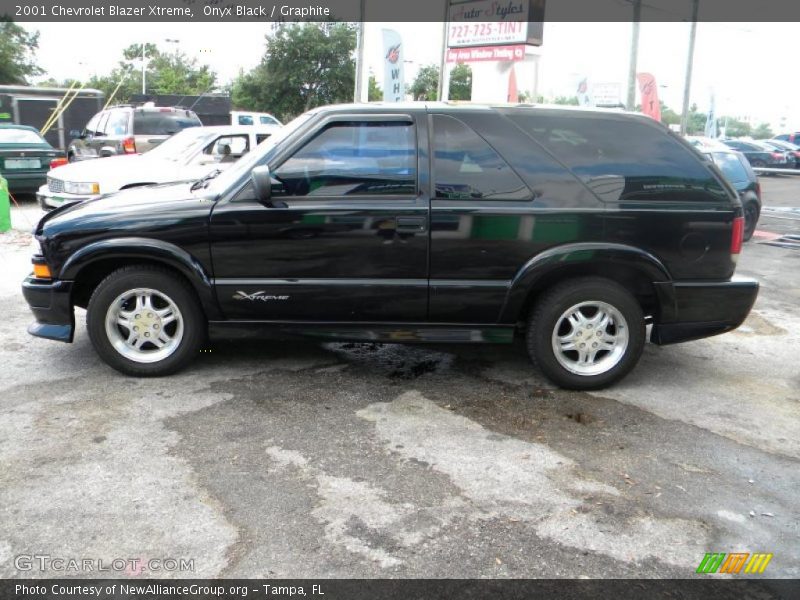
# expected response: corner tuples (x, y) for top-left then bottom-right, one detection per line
(86, 266), (205, 376)
(526, 278), (646, 390)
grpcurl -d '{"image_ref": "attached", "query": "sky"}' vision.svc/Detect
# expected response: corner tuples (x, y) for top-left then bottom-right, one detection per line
(21, 21), (792, 130)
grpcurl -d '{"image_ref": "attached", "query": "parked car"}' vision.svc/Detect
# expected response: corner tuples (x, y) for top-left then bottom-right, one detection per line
(22, 104), (758, 389)
(0, 124), (63, 194)
(697, 141), (762, 241)
(721, 139), (789, 168)
(231, 110), (282, 127)
(67, 104), (202, 162)
(759, 139), (800, 168)
(773, 132), (800, 144)
(38, 126), (274, 209)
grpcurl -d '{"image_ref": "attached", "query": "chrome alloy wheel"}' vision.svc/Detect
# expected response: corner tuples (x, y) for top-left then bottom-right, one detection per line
(551, 301), (629, 376)
(104, 288), (184, 364)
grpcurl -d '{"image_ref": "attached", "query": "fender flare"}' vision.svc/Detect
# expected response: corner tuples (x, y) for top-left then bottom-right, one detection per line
(498, 242), (674, 323)
(60, 237), (220, 318)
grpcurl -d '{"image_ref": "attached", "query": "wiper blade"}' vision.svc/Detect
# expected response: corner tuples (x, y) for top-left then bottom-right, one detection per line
(190, 169), (222, 191)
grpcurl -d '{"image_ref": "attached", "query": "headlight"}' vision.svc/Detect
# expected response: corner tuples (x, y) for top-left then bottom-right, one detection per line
(63, 181), (100, 195)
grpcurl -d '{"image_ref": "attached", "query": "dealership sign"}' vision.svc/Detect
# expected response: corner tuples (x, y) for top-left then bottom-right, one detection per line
(446, 44), (525, 63)
(447, 0), (544, 48)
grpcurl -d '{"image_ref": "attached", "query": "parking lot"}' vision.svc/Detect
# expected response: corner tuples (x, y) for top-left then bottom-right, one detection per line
(0, 178), (798, 579)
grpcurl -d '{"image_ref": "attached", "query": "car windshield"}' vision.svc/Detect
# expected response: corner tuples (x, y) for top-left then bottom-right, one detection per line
(144, 128), (217, 162)
(711, 152), (749, 184)
(0, 128), (46, 144)
(204, 111), (315, 194)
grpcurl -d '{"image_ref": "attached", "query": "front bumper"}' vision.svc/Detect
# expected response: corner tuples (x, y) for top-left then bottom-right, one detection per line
(36, 184), (96, 209)
(651, 277), (759, 345)
(21, 276), (75, 342)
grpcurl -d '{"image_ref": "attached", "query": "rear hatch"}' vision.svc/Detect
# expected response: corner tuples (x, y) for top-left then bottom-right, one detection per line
(132, 108), (202, 153)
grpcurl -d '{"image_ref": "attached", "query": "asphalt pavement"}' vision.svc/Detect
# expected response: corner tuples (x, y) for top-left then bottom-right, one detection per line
(0, 179), (797, 579)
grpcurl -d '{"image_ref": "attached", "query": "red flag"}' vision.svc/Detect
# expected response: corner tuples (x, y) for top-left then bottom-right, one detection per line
(507, 64), (518, 103)
(636, 73), (661, 121)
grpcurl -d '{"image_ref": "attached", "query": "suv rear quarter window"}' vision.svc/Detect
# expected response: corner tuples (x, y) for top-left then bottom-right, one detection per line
(507, 112), (727, 203)
(134, 111), (202, 135)
(432, 114), (530, 201)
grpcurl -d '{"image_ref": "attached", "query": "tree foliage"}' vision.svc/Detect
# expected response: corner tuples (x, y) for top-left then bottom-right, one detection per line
(751, 122), (774, 139)
(410, 65), (439, 101)
(368, 74), (382, 102)
(0, 19), (43, 85)
(232, 23), (356, 121)
(410, 63), (472, 101)
(86, 43), (216, 105)
(449, 64), (472, 101)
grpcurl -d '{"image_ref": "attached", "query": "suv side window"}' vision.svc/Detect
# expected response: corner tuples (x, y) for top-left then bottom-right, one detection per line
(507, 113), (725, 203)
(273, 121), (416, 197)
(96, 112), (111, 136)
(84, 113), (101, 136)
(432, 114), (530, 200)
(238, 115), (254, 125)
(106, 110), (129, 136)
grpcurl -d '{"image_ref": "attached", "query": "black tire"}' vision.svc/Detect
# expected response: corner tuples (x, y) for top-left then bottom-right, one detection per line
(86, 265), (205, 376)
(526, 277), (646, 390)
(743, 202), (759, 242)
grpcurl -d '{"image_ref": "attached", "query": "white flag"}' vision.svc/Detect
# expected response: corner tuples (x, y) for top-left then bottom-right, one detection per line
(382, 29), (404, 102)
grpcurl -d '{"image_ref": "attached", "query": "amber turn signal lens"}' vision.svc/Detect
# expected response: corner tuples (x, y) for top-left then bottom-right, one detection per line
(33, 263), (52, 279)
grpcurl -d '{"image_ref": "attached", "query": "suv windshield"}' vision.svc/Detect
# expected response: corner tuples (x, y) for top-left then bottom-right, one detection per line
(145, 128), (216, 161)
(133, 110), (202, 135)
(204, 111), (315, 194)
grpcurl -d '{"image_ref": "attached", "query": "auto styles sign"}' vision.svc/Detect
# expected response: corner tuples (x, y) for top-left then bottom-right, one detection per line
(447, 0), (545, 48)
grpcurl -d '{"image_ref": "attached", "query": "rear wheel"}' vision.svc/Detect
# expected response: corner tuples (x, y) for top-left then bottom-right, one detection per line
(743, 201), (759, 242)
(86, 266), (204, 376)
(526, 278), (646, 390)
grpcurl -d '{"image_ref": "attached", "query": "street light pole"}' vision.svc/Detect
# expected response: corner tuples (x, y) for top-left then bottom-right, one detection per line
(625, 0), (641, 111)
(680, 0), (700, 135)
(354, 0), (366, 103)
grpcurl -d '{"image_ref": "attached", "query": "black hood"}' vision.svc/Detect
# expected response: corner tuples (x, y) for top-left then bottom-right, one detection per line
(38, 182), (213, 238)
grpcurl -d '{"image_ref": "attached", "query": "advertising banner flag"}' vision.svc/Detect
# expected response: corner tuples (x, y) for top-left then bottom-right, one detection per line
(636, 73), (661, 121)
(382, 29), (404, 102)
(576, 76), (593, 107)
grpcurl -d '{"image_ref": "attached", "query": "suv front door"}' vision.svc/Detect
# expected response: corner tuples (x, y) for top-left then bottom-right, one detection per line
(209, 113), (430, 322)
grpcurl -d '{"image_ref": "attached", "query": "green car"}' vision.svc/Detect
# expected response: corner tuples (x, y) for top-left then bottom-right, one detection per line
(0, 124), (62, 194)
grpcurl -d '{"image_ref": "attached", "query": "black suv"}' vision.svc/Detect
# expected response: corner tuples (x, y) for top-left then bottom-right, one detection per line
(67, 105), (202, 161)
(22, 104), (758, 389)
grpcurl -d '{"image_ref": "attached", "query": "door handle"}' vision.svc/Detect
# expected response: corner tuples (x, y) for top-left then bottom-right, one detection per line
(396, 216), (427, 233)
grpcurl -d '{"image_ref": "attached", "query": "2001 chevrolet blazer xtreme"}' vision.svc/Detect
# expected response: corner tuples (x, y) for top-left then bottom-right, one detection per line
(22, 103), (759, 389)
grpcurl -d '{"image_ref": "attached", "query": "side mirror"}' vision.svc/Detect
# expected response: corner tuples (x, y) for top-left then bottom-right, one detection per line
(251, 165), (272, 203)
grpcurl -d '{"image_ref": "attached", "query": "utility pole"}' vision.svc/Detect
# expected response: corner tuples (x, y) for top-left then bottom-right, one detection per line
(141, 42), (146, 95)
(354, 0), (366, 103)
(625, 0), (641, 111)
(680, 0), (700, 135)
(438, 1), (450, 101)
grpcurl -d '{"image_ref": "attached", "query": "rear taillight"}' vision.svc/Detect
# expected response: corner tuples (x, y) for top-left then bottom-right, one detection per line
(49, 157), (68, 169)
(731, 216), (744, 255)
(122, 137), (136, 154)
